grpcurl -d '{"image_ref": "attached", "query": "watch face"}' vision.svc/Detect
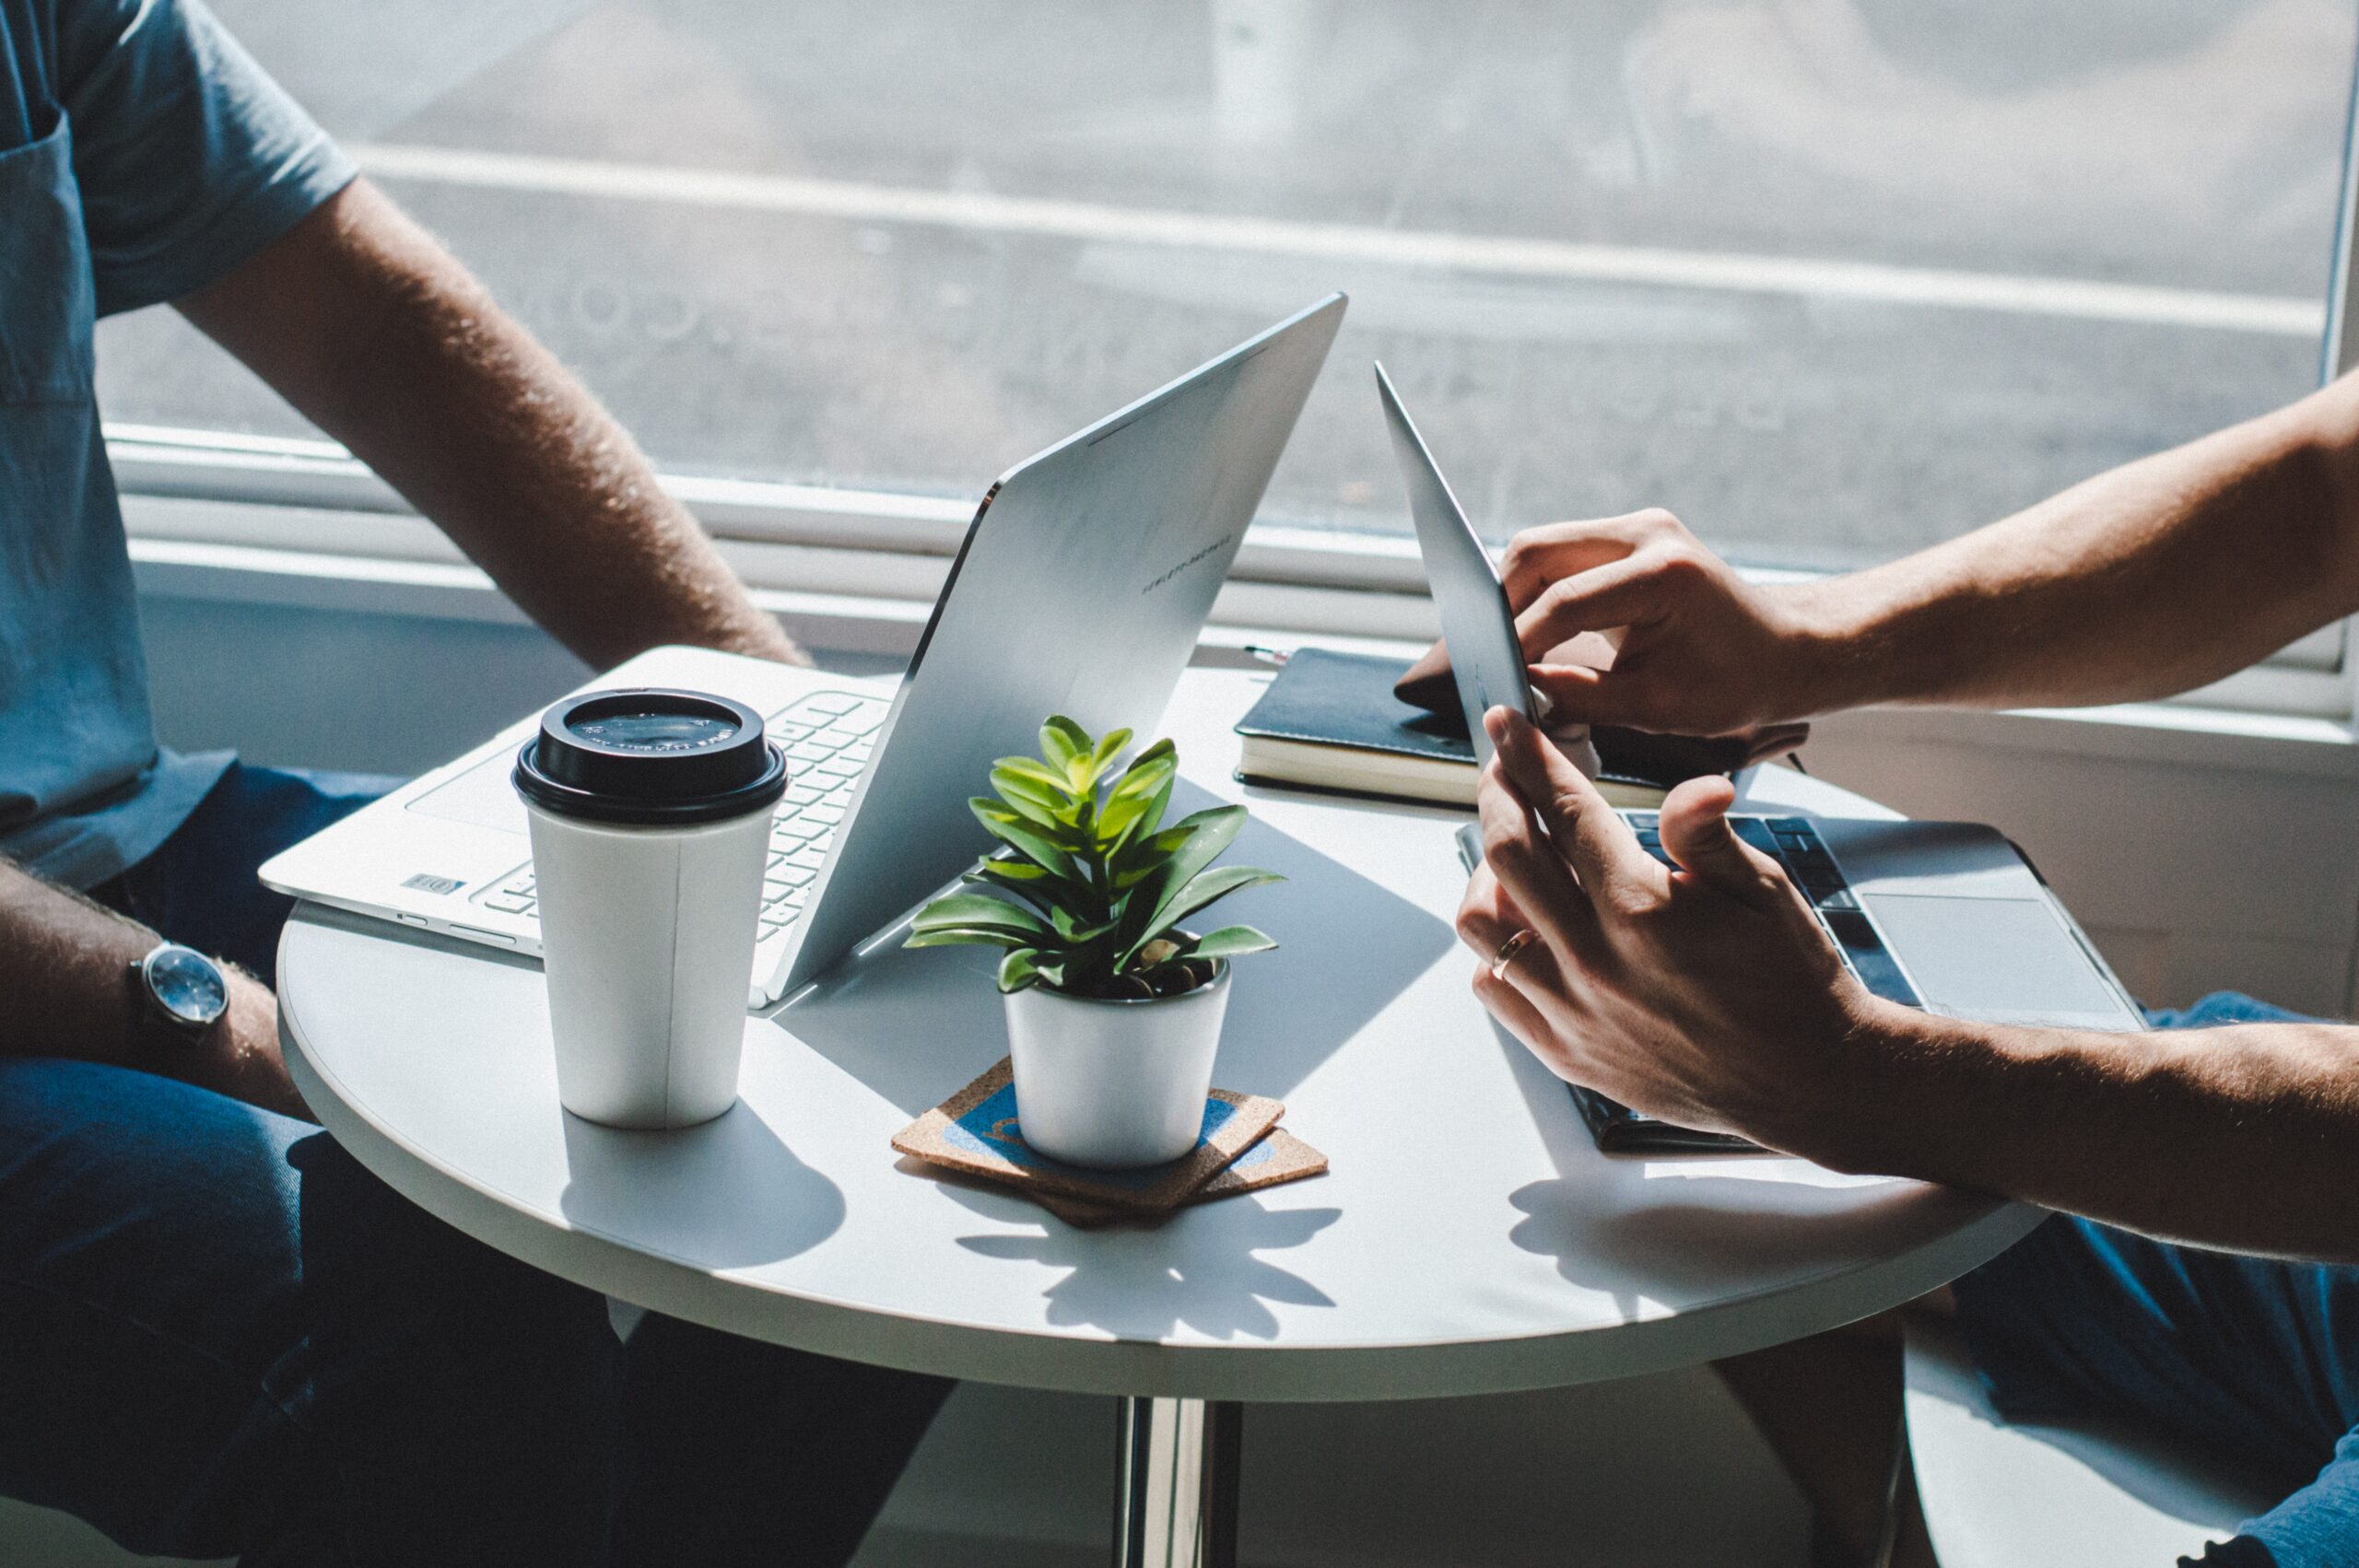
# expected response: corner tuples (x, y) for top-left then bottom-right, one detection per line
(147, 946), (228, 1027)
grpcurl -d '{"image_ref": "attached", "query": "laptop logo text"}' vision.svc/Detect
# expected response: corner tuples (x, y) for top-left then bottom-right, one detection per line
(402, 872), (465, 895)
(1142, 530), (1240, 595)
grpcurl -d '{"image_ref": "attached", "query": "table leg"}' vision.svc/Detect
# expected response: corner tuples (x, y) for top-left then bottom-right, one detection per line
(1114, 1397), (1242, 1568)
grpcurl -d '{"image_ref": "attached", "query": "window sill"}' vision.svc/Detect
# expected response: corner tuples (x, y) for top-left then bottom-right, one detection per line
(125, 513), (2359, 789)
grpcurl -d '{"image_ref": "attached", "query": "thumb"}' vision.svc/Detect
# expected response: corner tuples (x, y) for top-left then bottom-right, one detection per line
(1657, 777), (1783, 907)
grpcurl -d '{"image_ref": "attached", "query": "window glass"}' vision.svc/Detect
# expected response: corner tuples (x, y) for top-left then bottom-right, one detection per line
(95, 0), (2353, 568)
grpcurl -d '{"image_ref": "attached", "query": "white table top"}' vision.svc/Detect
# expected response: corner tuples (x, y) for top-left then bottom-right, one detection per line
(279, 666), (2038, 1402)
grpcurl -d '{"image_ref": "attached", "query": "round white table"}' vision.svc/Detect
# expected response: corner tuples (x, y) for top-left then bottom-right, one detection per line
(278, 667), (2039, 1568)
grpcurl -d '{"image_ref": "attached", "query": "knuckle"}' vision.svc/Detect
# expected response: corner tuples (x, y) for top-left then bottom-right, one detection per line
(1606, 884), (1659, 924)
(1650, 544), (1712, 587)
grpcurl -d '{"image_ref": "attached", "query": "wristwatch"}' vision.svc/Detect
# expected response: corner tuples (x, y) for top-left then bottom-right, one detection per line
(128, 942), (229, 1038)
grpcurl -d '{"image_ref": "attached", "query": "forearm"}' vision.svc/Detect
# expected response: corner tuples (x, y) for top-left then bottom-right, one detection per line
(0, 863), (299, 1115)
(1820, 1005), (2359, 1262)
(1774, 377), (2359, 714)
(181, 182), (799, 671)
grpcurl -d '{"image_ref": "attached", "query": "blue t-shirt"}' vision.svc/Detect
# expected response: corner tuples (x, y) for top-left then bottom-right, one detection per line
(0, 0), (352, 888)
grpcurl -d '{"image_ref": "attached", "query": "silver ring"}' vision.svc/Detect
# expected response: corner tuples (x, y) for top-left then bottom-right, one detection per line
(1490, 928), (1541, 981)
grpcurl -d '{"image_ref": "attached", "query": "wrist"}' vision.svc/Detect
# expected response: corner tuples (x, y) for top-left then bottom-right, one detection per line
(1769, 997), (1967, 1177)
(1762, 579), (1868, 720)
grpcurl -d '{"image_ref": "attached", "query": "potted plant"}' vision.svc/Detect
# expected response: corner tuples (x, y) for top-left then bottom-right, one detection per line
(905, 717), (1282, 1168)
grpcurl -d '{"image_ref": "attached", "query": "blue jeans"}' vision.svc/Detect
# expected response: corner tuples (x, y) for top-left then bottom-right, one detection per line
(5, 763), (949, 1566)
(1954, 992), (2359, 1568)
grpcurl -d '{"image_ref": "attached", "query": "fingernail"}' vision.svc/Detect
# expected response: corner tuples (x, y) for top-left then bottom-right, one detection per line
(1485, 706), (1514, 742)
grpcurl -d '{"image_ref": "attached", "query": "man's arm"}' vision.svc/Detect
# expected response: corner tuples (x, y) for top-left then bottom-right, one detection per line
(1402, 374), (2359, 732)
(0, 862), (304, 1118)
(1461, 708), (2359, 1263)
(176, 180), (802, 672)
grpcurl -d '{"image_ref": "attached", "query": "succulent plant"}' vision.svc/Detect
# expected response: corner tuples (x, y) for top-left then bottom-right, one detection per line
(905, 716), (1280, 998)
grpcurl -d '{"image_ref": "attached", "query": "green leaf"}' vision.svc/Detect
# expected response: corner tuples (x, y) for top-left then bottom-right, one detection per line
(996, 948), (1044, 992)
(989, 767), (1073, 831)
(910, 892), (1053, 939)
(1097, 743), (1176, 848)
(969, 799), (1078, 880)
(1048, 904), (1117, 943)
(968, 856), (1051, 881)
(1158, 864), (1284, 930)
(1181, 925), (1279, 960)
(906, 927), (1032, 950)
(1039, 717), (1090, 775)
(1113, 806), (1248, 961)
(1110, 819), (1196, 888)
(992, 755), (1079, 800)
(965, 860), (1093, 918)
(1086, 726), (1133, 777)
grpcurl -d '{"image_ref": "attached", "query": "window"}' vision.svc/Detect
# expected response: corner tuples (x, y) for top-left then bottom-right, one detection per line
(100, 1), (2359, 684)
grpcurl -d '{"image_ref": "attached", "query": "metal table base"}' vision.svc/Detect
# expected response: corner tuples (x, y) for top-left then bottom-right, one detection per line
(1114, 1398), (1241, 1568)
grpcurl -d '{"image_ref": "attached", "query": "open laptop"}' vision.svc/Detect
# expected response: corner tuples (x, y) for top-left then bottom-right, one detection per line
(1374, 361), (2146, 1151)
(261, 293), (1347, 1006)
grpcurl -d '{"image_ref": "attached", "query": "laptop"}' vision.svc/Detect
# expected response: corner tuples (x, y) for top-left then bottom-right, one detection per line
(261, 293), (1348, 1006)
(1373, 361), (2147, 1153)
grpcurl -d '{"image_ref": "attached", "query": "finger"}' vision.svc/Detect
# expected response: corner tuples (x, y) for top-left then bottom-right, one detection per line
(1454, 862), (1532, 958)
(1476, 752), (1598, 960)
(1395, 640), (1456, 712)
(1513, 547), (1694, 664)
(1496, 512), (1676, 610)
(1527, 661), (1670, 731)
(1471, 963), (1557, 1060)
(1485, 706), (1661, 903)
(1658, 776), (1786, 908)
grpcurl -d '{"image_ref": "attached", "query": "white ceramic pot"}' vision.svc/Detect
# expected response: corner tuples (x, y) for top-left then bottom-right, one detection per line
(1003, 963), (1231, 1168)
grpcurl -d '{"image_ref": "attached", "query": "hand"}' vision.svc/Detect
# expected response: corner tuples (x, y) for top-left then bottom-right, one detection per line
(1455, 706), (1894, 1158)
(1398, 509), (1826, 737)
(189, 969), (314, 1123)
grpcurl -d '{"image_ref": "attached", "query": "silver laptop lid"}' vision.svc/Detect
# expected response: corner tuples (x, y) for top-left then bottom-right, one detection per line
(769, 293), (1349, 996)
(1374, 363), (1535, 771)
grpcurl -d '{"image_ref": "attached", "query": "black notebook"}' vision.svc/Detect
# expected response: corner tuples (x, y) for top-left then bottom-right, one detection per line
(1233, 648), (1745, 810)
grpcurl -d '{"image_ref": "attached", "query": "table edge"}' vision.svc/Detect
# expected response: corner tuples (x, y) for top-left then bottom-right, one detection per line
(280, 905), (2043, 1402)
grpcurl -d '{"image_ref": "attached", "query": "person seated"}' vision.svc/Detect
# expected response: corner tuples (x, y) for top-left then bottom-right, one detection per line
(1, 0), (945, 1561)
(1428, 369), (2359, 1567)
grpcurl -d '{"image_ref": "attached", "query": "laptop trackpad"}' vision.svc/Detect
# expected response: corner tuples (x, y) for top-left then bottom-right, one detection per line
(408, 751), (528, 836)
(1860, 893), (2130, 1025)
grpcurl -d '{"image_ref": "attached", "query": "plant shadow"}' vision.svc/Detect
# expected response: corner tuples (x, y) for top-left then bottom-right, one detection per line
(928, 1180), (1343, 1342)
(780, 778), (1456, 1116)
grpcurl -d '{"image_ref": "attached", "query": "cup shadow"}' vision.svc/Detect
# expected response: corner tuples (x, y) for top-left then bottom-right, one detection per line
(932, 1181), (1343, 1342)
(780, 778), (1456, 1116)
(557, 1099), (846, 1270)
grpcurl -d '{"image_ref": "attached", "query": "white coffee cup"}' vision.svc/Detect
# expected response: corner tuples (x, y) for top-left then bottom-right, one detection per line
(513, 688), (786, 1129)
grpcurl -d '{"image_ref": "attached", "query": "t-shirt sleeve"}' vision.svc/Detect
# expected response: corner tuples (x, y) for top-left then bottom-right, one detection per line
(53, 0), (357, 315)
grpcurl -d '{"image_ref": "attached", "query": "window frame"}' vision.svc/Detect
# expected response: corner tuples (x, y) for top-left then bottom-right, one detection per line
(104, 18), (2359, 731)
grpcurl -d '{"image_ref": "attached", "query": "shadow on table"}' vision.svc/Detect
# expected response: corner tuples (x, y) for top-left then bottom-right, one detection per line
(780, 779), (1456, 1117)
(932, 1183), (1343, 1342)
(1485, 1015), (1984, 1322)
(557, 1101), (845, 1269)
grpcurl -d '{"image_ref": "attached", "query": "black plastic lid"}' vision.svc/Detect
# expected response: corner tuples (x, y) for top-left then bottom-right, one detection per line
(513, 687), (787, 825)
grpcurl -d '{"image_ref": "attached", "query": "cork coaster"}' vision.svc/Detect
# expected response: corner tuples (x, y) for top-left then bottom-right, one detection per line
(890, 1057), (1283, 1215)
(1029, 1128), (1329, 1228)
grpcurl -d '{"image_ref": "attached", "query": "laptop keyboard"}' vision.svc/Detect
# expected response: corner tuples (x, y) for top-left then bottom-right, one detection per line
(471, 691), (892, 942)
(1622, 812), (1923, 1010)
